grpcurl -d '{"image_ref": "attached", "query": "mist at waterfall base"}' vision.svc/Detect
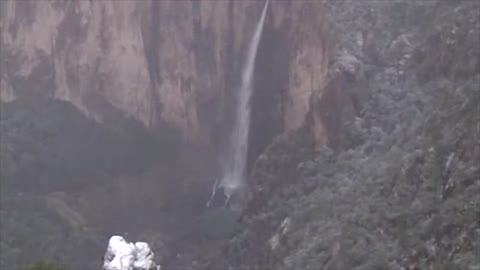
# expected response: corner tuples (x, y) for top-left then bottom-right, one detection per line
(209, 1), (269, 208)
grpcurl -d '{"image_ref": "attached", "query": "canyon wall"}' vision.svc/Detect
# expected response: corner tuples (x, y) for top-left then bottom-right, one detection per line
(0, 0), (345, 149)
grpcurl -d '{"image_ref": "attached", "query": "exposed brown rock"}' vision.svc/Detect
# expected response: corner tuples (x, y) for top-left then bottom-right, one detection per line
(1, 0), (343, 149)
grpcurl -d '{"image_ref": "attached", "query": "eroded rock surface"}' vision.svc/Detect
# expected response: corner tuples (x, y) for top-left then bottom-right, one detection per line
(1, 0), (341, 149)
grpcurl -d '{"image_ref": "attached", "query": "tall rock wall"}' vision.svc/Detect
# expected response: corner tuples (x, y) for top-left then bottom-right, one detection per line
(0, 0), (345, 149)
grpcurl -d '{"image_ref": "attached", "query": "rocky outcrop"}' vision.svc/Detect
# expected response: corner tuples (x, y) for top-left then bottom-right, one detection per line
(0, 0), (344, 150)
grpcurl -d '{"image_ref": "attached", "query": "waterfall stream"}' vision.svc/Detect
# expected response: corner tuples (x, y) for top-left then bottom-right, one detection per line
(214, 0), (269, 206)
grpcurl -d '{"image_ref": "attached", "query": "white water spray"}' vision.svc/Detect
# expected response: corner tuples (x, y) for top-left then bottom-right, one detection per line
(215, 0), (269, 206)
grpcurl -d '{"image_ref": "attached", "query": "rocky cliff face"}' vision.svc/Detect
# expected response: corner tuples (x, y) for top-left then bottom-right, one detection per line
(1, 0), (345, 151)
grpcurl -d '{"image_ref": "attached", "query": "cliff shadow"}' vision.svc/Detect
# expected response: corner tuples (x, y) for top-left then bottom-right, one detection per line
(248, 10), (288, 173)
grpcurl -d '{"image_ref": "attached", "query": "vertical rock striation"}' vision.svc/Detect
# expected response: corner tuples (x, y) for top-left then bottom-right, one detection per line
(1, 0), (346, 151)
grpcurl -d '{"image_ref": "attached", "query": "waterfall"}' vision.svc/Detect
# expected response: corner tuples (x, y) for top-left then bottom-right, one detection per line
(217, 0), (269, 205)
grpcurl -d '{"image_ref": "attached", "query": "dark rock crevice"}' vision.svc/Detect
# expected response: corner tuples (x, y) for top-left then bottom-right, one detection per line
(138, 0), (163, 126)
(248, 10), (288, 173)
(141, 0), (161, 89)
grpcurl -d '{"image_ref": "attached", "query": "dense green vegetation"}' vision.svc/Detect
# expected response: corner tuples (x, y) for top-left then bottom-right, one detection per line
(0, 97), (185, 269)
(22, 261), (70, 270)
